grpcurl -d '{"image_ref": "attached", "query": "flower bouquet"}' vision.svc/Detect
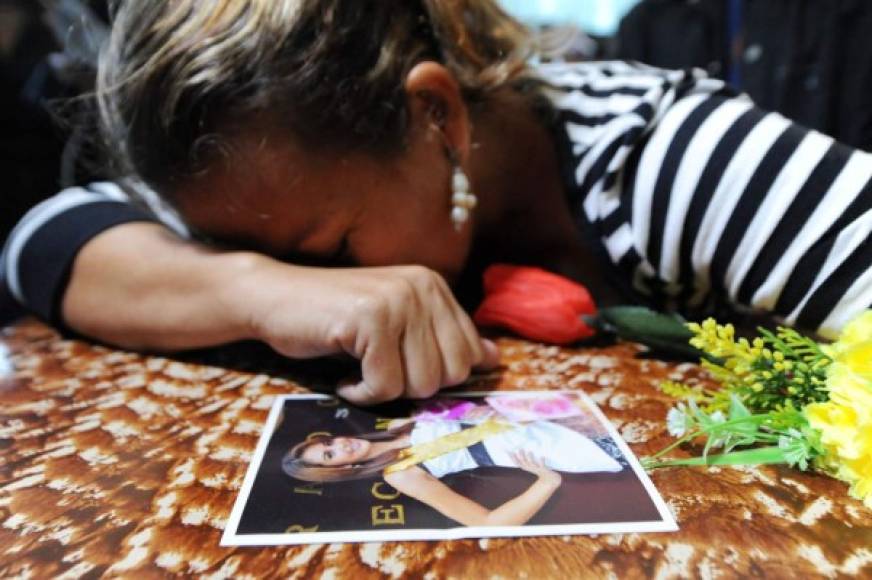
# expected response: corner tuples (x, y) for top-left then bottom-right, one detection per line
(472, 264), (870, 507)
(643, 311), (872, 509)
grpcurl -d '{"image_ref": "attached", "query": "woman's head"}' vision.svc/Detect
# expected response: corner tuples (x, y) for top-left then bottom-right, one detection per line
(97, 0), (532, 277)
(299, 436), (373, 467)
(282, 423), (413, 482)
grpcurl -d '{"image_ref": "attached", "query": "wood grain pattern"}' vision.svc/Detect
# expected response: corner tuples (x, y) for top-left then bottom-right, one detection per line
(0, 319), (869, 579)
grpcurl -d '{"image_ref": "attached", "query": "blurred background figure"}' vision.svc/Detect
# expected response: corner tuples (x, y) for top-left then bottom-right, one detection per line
(1, 0), (110, 233)
(0, 0), (108, 322)
(613, 0), (872, 152)
(2, 0), (64, 241)
(501, 0), (872, 153)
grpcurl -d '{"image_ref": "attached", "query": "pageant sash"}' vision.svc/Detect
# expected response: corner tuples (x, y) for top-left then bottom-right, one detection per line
(384, 420), (516, 474)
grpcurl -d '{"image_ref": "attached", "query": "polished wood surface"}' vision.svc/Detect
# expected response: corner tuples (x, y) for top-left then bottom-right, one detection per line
(0, 319), (869, 579)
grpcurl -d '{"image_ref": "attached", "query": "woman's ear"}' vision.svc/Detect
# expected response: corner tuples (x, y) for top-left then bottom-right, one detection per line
(405, 61), (472, 163)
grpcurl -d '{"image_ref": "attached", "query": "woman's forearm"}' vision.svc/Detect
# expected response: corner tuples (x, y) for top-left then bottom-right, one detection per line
(60, 222), (497, 403)
(62, 222), (262, 351)
(481, 475), (561, 527)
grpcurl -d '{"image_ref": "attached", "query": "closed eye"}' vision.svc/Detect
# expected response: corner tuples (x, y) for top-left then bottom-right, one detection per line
(331, 236), (350, 261)
(324, 235), (356, 267)
(277, 235), (353, 267)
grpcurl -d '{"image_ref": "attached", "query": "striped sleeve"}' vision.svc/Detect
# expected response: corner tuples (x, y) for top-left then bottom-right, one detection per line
(541, 61), (872, 338)
(0, 181), (186, 324)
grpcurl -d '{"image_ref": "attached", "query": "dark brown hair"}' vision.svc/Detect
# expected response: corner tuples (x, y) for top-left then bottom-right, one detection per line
(281, 422), (415, 483)
(97, 0), (533, 193)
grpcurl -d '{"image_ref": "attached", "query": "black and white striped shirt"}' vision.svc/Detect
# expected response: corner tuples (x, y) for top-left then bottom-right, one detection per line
(2, 61), (870, 337)
(538, 61), (871, 337)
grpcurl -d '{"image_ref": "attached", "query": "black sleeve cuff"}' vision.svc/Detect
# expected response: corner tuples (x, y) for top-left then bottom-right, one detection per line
(17, 201), (157, 325)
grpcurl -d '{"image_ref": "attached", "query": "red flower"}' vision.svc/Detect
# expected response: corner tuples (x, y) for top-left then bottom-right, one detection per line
(473, 264), (597, 345)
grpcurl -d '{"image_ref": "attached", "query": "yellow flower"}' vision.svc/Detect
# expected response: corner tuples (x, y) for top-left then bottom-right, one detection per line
(833, 310), (872, 350)
(806, 398), (872, 508)
(805, 310), (872, 508)
(838, 342), (872, 382)
(826, 310), (872, 381)
(688, 318), (759, 379)
(825, 363), (872, 412)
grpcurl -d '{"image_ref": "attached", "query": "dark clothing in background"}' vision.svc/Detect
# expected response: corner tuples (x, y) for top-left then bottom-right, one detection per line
(0, 1), (63, 325)
(0, 0), (108, 325)
(1, 1), (66, 241)
(1, 0), (108, 243)
(614, 0), (728, 78)
(615, 0), (872, 152)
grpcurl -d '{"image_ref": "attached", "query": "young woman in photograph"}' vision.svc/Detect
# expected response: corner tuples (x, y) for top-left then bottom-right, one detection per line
(3, 0), (870, 405)
(281, 404), (622, 527)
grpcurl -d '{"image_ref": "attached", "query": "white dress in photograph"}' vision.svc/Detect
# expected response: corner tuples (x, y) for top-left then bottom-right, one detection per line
(411, 420), (623, 479)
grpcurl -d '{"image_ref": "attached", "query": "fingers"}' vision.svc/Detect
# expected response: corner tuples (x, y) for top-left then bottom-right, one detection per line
(429, 314), (474, 387)
(429, 274), (499, 385)
(478, 338), (501, 370)
(334, 266), (500, 405)
(510, 450), (546, 470)
(337, 333), (405, 406)
(524, 450), (542, 468)
(401, 317), (442, 399)
(432, 276), (491, 370)
(396, 269), (462, 397)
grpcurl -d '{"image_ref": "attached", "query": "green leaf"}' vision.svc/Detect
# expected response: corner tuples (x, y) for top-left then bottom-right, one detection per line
(593, 306), (693, 340)
(777, 429), (820, 471)
(621, 334), (712, 360)
(702, 431), (718, 458)
(727, 395), (759, 439)
(728, 394), (751, 420)
(588, 306), (716, 362)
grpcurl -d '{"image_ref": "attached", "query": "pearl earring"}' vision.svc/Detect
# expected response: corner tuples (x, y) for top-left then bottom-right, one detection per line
(450, 163), (477, 231)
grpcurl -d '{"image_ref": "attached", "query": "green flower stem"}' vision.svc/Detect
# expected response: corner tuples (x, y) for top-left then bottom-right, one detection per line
(648, 413), (786, 462)
(648, 431), (702, 461)
(643, 446), (788, 469)
(646, 418), (800, 473)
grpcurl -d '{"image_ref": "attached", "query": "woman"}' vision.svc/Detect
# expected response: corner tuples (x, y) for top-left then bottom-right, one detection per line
(281, 410), (622, 527)
(3, 1), (870, 405)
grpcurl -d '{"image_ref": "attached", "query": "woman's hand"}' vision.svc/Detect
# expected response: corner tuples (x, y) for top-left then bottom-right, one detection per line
(238, 260), (500, 405)
(510, 450), (562, 488)
(63, 225), (497, 406)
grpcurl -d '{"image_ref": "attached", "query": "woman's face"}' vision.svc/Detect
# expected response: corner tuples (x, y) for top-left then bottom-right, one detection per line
(300, 436), (373, 467)
(173, 122), (474, 283)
